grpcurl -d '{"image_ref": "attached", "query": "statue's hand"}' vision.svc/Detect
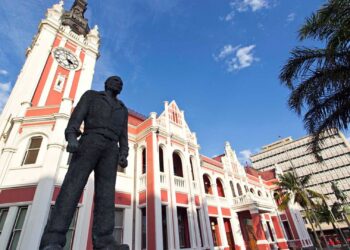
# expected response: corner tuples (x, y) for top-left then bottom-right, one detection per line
(67, 138), (79, 153)
(118, 155), (128, 168)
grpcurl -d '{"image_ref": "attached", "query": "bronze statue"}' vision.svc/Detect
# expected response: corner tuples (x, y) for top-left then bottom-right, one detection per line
(40, 76), (129, 250)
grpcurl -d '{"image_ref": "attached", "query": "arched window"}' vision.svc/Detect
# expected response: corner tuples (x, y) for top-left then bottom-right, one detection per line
(250, 188), (255, 194)
(22, 136), (43, 165)
(244, 185), (249, 193)
(159, 147), (164, 172)
(216, 179), (225, 197)
(237, 184), (242, 196)
(203, 174), (212, 195)
(258, 190), (262, 197)
(230, 181), (236, 197)
(173, 153), (183, 177)
(189, 157), (195, 181)
(142, 148), (147, 174)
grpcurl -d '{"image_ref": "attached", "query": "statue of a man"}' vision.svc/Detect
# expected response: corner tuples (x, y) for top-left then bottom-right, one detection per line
(40, 76), (129, 250)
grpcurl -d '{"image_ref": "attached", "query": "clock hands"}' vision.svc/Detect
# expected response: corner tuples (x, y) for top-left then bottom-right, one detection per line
(53, 48), (80, 70)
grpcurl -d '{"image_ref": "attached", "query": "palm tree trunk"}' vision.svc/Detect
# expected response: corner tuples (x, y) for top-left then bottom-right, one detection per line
(305, 208), (323, 250)
(309, 219), (323, 250)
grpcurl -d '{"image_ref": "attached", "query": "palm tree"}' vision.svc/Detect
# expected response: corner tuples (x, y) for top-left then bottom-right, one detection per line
(314, 201), (348, 247)
(280, 0), (350, 155)
(274, 172), (325, 249)
(331, 181), (350, 228)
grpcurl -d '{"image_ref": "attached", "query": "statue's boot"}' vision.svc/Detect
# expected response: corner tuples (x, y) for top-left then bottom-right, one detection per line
(40, 244), (63, 250)
(116, 244), (130, 250)
(94, 244), (130, 250)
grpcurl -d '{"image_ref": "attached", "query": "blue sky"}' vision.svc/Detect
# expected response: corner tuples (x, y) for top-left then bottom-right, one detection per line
(1, 0), (347, 163)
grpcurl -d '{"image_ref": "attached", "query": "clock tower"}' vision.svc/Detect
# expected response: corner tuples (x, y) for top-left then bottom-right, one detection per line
(0, 1), (99, 249)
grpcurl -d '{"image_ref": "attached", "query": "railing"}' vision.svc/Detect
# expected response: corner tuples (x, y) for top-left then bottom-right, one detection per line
(160, 173), (167, 187)
(139, 174), (146, 190)
(232, 193), (274, 209)
(205, 194), (217, 205)
(174, 176), (186, 192)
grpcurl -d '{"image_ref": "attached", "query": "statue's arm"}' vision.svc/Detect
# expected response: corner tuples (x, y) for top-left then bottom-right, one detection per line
(119, 109), (129, 158)
(65, 90), (91, 142)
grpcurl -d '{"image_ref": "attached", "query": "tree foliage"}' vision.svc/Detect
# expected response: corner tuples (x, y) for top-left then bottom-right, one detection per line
(274, 172), (322, 211)
(280, 0), (350, 154)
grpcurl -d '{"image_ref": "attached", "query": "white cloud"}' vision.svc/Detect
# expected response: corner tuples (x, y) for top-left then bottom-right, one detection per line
(234, 0), (269, 12)
(0, 82), (11, 112)
(239, 149), (253, 165)
(225, 11), (235, 21)
(287, 13), (296, 22)
(0, 69), (8, 76)
(215, 44), (259, 72)
(214, 45), (240, 61)
(224, 0), (270, 22)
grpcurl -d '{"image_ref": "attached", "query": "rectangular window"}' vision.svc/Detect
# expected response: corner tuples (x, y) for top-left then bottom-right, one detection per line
(114, 208), (124, 244)
(141, 207), (146, 249)
(282, 221), (293, 240)
(266, 221), (275, 242)
(48, 205), (78, 250)
(0, 208), (9, 235)
(22, 136), (43, 165)
(161, 206), (168, 250)
(64, 209), (78, 250)
(177, 207), (191, 249)
(196, 209), (203, 247)
(142, 149), (147, 174)
(7, 206), (28, 250)
(210, 217), (220, 247)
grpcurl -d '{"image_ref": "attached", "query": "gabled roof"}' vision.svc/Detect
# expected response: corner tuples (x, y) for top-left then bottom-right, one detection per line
(200, 155), (223, 168)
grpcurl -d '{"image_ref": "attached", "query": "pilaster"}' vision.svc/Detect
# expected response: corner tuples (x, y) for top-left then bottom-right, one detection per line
(250, 210), (270, 250)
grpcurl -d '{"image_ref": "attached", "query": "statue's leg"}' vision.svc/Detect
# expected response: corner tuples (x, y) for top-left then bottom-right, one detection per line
(92, 140), (119, 249)
(40, 135), (103, 249)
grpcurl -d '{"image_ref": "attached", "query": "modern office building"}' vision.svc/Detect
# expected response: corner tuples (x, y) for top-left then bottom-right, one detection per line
(251, 130), (350, 236)
(0, 1), (312, 249)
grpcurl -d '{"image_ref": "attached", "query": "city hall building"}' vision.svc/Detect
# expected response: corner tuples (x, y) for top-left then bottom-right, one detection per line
(0, 1), (312, 249)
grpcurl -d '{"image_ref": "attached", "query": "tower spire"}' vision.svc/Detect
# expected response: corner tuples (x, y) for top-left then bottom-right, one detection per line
(61, 0), (90, 36)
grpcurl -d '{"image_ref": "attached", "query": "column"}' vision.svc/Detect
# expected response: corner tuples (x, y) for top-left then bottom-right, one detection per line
(182, 139), (197, 249)
(19, 99), (71, 249)
(212, 182), (228, 248)
(250, 210), (270, 250)
(230, 211), (246, 250)
(0, 206), (19, 249)
(146, 112), (163, 250)
(195, 156), (213, 249)
(0, 101), (31, 186)
(72, 177), (95, 250)
(271, 215), (289, 250)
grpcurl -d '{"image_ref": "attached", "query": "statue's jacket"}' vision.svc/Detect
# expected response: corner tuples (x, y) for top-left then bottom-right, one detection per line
(65, 90), (129, 157)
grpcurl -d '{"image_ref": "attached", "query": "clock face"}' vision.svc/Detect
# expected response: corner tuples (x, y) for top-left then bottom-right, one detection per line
(53, 48), (81, 70)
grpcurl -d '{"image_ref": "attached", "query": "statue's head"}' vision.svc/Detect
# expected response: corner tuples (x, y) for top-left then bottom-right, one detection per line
(105, 76), (123, 95)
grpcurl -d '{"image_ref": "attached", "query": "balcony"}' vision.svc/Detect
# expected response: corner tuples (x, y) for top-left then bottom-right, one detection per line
(174, 176), (187, 192)
(232, 193), (275, 212)
(139, 174), (146, 191)
(160, 172), (167, 188)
